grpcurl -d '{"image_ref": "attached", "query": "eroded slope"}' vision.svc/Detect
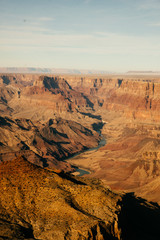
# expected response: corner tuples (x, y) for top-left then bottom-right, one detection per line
(0, 156), (120, 240)
(0, 157), (160, 240)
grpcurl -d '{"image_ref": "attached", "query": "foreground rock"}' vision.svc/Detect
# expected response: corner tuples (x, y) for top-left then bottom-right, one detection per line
(0, 157), (120, 240)
(0, 156), (160, 240)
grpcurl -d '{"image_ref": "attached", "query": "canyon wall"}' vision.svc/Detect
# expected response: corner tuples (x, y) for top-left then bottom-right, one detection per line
(65, 75), (160, 122)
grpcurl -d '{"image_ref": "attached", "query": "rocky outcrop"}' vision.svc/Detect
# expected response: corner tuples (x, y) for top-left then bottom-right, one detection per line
(33, 75), (72, 91)
(0, 156), (121, 240)
(0, 73), (39, 87)
(0, 157), (160, 240)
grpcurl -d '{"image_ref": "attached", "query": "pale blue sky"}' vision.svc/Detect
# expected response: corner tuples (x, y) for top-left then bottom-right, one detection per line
(1, 0), (160, 71)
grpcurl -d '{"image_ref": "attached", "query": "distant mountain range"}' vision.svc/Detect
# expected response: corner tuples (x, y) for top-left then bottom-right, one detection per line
(0, 67), (115, 75)
(127, 71), (160, 75)
(1, 67), (160, 75)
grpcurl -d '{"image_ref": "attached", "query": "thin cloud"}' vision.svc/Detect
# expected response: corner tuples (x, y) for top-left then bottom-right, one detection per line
(1, 27), (160, 57)
(149, 22), (160, 27)
(0, 25), (51, 34)
(138, 0), (160, 9)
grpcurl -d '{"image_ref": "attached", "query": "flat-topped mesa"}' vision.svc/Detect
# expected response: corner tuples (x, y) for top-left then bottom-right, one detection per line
(33, 76), (72, 91)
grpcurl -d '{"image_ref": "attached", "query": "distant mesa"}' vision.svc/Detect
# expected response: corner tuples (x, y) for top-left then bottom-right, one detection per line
(127, 71), (160, 75)
(0, 67), (115, 75)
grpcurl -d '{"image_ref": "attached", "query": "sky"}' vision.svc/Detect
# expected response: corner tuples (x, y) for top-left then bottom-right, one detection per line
(1, 0), (160, 72)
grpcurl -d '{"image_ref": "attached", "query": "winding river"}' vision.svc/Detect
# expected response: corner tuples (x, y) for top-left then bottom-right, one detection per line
(67, 135), (106, 176)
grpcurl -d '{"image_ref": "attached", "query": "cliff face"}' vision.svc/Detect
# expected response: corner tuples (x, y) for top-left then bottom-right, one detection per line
(66, 76), (160, 121)
(0, 156), (160, 240)
(102, 80), (159, 121)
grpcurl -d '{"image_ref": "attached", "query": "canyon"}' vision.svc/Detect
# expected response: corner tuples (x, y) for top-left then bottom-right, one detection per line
(1, 73), (160, 239)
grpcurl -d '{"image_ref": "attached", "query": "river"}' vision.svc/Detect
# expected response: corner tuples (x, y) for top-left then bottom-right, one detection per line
(67, 135), (106, 177)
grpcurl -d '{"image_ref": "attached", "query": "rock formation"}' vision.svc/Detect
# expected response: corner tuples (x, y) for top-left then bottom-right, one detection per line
(0, 156), (160, 240)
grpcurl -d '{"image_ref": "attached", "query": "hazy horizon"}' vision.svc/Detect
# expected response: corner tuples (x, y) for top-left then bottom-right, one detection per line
(1, 66), (160, 74)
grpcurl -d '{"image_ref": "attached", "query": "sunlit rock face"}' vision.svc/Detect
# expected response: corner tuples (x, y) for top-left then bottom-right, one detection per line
(66, 76), (160, 122)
